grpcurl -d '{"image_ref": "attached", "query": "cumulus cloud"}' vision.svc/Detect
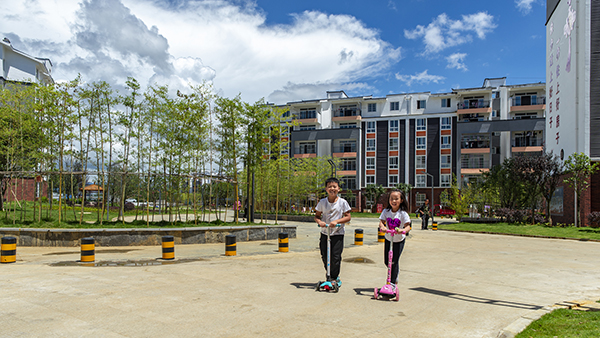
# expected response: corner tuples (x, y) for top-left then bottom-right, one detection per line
(395, 70), (445, 87)
(446, 53), (468, 71)
(268, 81), (372, 104)
(515, 0), (536, 14)
(1, 0), (402, 103)
(404, 12), (496, 55)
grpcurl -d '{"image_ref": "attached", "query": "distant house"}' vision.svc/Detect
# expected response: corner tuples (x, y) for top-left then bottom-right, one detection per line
(0, 37), (53, 86)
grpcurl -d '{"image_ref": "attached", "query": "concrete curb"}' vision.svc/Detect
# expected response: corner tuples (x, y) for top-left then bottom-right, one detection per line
(438, 228), (600, 243)
(496, 306), (553, 338)
(0, 225), (297, 247)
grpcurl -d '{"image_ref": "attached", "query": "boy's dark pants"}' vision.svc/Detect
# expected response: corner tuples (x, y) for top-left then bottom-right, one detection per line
(319, 233), (344, 280)
(384, 239), (405, 284)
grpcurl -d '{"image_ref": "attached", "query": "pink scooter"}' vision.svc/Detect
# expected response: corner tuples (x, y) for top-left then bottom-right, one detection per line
(374, 228), (406, 301)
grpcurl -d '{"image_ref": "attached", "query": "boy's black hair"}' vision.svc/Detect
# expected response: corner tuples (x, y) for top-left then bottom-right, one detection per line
(384, 189), (409, 212)
(325, 177), (340, 187)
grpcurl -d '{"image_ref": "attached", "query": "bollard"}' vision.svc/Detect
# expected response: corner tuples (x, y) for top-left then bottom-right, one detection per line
(80, 237), (95, 262)
(378, 230), (385, 242)
(162, 235), (175, 260)
(225, 235), (236, 256)
(432, 221), (438, 231)
(278, 233), (289, 252)
(1, 236), (17, 264)
(354, 229), (364, 245)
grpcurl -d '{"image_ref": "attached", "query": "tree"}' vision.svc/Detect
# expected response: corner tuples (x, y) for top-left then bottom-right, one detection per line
(563, 153), (600, 227)
(365, 184), (386, 212)
(481, 157), (527, 209)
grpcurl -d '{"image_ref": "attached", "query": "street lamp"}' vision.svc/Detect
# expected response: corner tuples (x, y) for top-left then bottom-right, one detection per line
(424, 172), (434, 223)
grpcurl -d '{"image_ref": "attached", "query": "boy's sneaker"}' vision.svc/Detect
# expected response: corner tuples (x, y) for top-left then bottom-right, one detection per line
(336, 277), (342, 287)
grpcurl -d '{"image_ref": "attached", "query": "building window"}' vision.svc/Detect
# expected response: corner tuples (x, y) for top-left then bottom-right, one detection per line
(299, 125), (316, 131)
(366, 121), (376, 133)
(366, 175), (375, 185)
(297, 141), (316, 154)
(441, 136), (451, 149)
(417, 100), (426, 109)
(366, 139), (376, 151)
(337, 140), (357, 152)
(341, 159), (356, 171)
(416, 175), (426, 188)
(389, 157), (398, 169)
(388, 175), (398, 186)
(416, 137), (426, 150)
(441, 98), (451, 108)
(492, 110), (497, 118)
(441, 174), (451, 187)
(389, 138), (398, 151)
(416, 193), (426, 205)
(339, 123), (356, 129)
(298, 108), (316, 119)
(441, 155), (451, 169)
(416, 155), (426, 169)
(366, 157), (375, 170)
(441, 117), (451, 130)
(390, 101), (399, 111)
(416, 118), (426, 131)
(368, 103), (377, 112)
(389, 120), (399, 132)
(340, 177), (356, 190)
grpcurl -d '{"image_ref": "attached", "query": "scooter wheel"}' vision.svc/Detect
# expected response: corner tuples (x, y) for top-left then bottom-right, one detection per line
(333, 283), (339, 293)
(374, 288), (379, 299)
(315, 281), (321, 291)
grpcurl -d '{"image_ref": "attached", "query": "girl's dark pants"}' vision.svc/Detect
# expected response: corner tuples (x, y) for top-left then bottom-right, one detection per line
(384, 239), (406, 284)
(319, 233), (344, 280)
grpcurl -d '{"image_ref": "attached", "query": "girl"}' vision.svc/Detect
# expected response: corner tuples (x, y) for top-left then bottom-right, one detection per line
(378, 189), (411, 286)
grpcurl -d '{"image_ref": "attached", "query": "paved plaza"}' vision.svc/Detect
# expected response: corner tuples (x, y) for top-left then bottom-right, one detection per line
(2, 218), (600, 337)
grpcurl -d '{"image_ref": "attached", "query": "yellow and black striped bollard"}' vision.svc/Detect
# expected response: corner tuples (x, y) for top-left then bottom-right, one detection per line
(225, 235), (236, 256)
(378, 230), (385, 242)
(432, 221), (438, 231)
(80, 237), (95, 262)
(354, 229), (363, 245)
(1, 236), (17, 264)
(162, 235), (175, 260)
(278, 233), (289, 252)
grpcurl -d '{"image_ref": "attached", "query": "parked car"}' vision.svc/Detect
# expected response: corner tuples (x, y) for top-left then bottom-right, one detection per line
(125, 198), (138, 206)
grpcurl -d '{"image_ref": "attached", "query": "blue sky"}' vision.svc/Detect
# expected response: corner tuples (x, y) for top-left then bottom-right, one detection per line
(0, 0), (546, 104)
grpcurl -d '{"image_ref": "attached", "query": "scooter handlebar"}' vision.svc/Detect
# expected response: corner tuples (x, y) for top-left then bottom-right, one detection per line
(318, 223), (341, 227)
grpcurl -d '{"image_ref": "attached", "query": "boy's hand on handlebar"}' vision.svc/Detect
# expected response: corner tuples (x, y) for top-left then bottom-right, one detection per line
(329, 221), (338, 227)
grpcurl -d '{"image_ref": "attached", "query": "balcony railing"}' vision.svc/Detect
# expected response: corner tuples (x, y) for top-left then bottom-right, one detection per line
(458, 100), (491, 109)
(295, 146), (316, 154)
(292, 111), (317, 120)
(461, 138), (490, 149)
(460, 159), (490, 169)
(334, 108), (361, 117)
(511, 96), (546, 106)
(333, 145), (357, 153)
(512, 137), (544, 147)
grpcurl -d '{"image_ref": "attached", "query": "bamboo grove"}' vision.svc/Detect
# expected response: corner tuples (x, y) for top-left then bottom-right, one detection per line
(0, 77), (344, 226)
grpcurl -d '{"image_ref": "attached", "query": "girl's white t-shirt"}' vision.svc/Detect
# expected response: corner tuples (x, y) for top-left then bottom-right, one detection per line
(315, 197), (351, 236)
(379, 209), (411, 242)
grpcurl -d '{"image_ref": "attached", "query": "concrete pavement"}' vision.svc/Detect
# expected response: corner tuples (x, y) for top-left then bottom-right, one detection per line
(2, 217), (600, 337)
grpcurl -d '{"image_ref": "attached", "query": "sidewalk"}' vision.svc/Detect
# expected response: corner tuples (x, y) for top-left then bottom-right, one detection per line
(2, 218), (599, 337)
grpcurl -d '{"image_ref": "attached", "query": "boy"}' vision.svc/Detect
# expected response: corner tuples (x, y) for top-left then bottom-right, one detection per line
(314, 177), (352, 288)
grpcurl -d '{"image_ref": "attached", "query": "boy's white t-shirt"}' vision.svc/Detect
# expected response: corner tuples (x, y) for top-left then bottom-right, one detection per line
(379, 209), (411, 242)
(315, 197), (351, 236)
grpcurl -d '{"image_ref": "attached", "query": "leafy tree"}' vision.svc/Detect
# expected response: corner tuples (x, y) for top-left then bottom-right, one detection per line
(365, 184), (386, 212)
(563, 153), (600, 227)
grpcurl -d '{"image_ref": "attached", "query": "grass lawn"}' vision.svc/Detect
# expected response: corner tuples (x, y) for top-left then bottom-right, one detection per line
(438, 222), (600, 241)
(516, 306), (600, 337)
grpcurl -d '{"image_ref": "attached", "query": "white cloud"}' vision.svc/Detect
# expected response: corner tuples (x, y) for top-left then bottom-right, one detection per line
(446, 53), (468, 71)
(388, 1), (397, 11)
(404, 12), (496, 55)
(268, 81), (372, 104)
(395, 70), (445, 87)
(515, 0), (536, 14)
(0, 0), (401, 104)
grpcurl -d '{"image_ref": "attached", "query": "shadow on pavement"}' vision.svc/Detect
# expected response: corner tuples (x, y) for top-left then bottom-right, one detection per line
(290, 282), (317, 290)
(409, 287), (543, 310)
(353, 287), (375, 298)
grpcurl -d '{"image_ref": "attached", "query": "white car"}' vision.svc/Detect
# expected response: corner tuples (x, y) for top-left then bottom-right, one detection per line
(125, 199), (138, 206)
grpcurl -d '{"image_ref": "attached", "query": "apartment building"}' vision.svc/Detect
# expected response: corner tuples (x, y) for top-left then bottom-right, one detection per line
(285, 77), (546, 213)
(545, 0), (600, 225)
